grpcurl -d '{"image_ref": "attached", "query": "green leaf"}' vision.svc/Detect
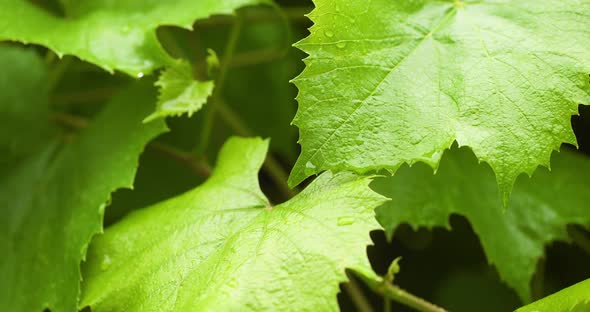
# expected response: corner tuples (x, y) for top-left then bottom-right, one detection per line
(0, 46), (55, 158)
(80, 137), (386, 311)
(0, 46), (167, 312)
(0, 0), (267, 76)
(372, 147), (590, 302)
(144, 58), (215, 122)
(516, 278), (590, 312)
(290, 0), (590, 203)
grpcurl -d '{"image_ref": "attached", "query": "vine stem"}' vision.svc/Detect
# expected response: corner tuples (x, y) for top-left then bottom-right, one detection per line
(52, 113), (212, 179)
(355, 272), (448, 312)
(196, 15), (243, 154)
(148, 142), (212, 178)
(191, 13), (296, 200)
(343, 275), (374, 312)
(378, 283), (446, 312)
(50, 87), (117, 106)
(46, 55), (72, 93)
(215, 98), (296, 199)
(384, 297), (391, 312)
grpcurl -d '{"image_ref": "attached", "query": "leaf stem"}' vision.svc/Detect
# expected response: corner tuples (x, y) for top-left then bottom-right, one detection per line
(343, 275), (374, 312)
(46, 56), (72, 93)
(148, 142), (212, 178)
(197, 16), (243, 154)
(52, 112), (90, 129)
(384, 297), (391, 312)
(215, 98), (296, 200)
(355, 272), (448, 312)
(50, 87), (117, 106)
(51, 112), (212, 178)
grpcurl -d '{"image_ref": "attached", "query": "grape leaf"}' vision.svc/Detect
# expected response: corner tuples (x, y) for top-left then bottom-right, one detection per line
(0, 46), (167, 312)
(80, 137), (386, 312)
(517, 278), (590, 312)
(144, 58), (215, 122)
(176, 9), (302, 162)
(0, 46), (55, 159)
(0, 0), (266, 76)
(290, 0), (590, 203)
(372, 147), (590, 302)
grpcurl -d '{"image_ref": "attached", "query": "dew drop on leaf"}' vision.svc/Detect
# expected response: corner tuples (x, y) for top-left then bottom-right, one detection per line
(100, 255), (112, 271)
(337, 216), (355, 226)
(324, 30), (334, 38)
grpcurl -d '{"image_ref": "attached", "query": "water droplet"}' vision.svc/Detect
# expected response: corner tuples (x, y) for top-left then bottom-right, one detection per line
(336, 42), (346, 49)
(100, 255), (112, 271)
(337, 216), (355, 226)
(137, 72), (144, 78)
(324, 30), (334, 38)
(304, 161), (317, 175)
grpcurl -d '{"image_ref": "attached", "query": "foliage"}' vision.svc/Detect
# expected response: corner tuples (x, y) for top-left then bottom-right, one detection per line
(0, 46), (167, 312)
(289, 0), (590, 205)
(81, 137), (386, 311)
(1, 0), (589, 311)
(373, 147), (590, 302)
(0, 0), (266, 75)
(144, 58), (215, 122)
(517, 278), (590, 312)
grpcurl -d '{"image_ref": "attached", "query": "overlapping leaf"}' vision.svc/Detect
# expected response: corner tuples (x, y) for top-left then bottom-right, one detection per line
(0, 0), (266, 76)
(144, 59), (214, 122)
(517, 278), (590, 312)
(81, 137), (386, 312)
(290, 0), (590, 203)
(372, 147), (590, 302)
(0, 46), (167, 312)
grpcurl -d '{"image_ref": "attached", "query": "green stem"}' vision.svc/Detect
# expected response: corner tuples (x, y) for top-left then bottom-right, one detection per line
(230, 48), (288, 68)
(46, 56), (72, 93)
(148, 142), (212, 178)
(50, 87), (117, 106)
(52, 112), (212, 178)
(380, 284), (446, 312)
(52, 112), (90, 129)
(197, 16), (243, 154)
(384, 298), (391, 312)
(215, 99), (296, 200)
(355, 273), (447, 312)
(343, 276), (374, 312)
(214, 98), (251, 136)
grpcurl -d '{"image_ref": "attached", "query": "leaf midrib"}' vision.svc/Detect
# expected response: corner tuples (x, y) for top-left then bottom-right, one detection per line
(292, 4), (460, 181)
